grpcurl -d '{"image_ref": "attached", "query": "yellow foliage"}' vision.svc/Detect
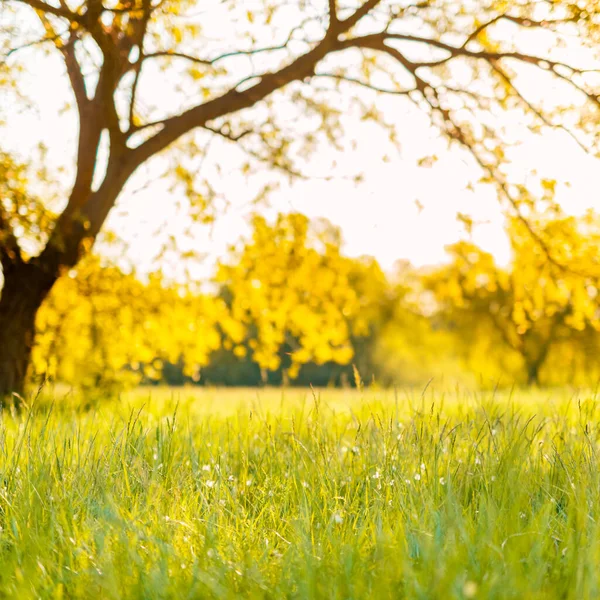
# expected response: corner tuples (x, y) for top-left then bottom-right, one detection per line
(30, 213), (390, 387)
(426, 212), (600, 384)
(33, 256), (226, 389)
(216, 213), (384, 376)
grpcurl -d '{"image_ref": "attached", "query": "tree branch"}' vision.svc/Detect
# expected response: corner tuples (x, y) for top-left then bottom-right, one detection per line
(141, 51), (213, 67)
(463, 13), (574, 47)
(210, 44), (293, 64)
(125, 0), (386, 169)
(339, 0), (383, 32)
(2, 30), (66, 64)
(313, 72), (412, 96)
(24, 11), (106, 231)
(203, 125), (254, 142)
(338, 32), (574, 271)
(328, 0), (338, 31)
(338, 32), (599, 76)
(490, 61), (591, 153)
(127, 42), (331, 167)
(462, 14), (505, 47)
(209, 17), (317, 65)
(12, 0), (82, 21)
(0, 206), (21, 268)
(62, 34), (89, 108)
(39, 6), (127, 250)
(127, 0), (153, 129)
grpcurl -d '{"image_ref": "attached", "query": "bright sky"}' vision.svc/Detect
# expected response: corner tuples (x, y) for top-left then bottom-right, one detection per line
(3, 2), (600, 280)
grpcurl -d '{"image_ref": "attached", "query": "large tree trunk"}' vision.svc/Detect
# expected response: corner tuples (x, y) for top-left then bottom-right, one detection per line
(0, 261), (57, 404)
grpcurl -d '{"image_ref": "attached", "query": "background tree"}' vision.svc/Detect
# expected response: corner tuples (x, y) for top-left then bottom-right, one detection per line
(1, 0), (600, 397)
(216, 212), (365, 379)
(427, 214), (600, 385)
(34, 213), (393, 390)
(34, 254), (227, 393)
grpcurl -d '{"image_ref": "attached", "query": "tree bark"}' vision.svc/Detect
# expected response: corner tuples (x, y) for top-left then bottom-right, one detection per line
(0, 261), (56, 404)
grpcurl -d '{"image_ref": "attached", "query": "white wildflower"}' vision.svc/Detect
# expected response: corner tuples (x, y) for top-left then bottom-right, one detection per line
(463, 581), (478, 599)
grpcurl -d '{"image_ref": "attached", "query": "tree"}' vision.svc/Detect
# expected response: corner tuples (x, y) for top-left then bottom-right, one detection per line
(216, 212), (368, 379)
(1, 0), (599, 398)
(427, 214), (600, 385)
(33, 213), (389, 390)
(33, 254), (227, 392)
(31, 212), (393, 390)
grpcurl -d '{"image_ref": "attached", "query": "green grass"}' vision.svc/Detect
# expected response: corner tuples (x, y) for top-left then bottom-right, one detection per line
(1, 385), (600, 598)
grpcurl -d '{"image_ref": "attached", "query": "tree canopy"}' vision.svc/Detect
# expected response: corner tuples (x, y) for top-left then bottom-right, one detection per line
(427, 213), (600, 385)
(2, 0), (600, 269)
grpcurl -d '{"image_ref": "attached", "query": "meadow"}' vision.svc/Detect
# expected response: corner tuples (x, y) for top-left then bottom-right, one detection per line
(1, 385), (600, 599)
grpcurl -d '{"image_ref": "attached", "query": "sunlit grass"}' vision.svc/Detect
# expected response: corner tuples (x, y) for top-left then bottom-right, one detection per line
(1, 386), (600, 598)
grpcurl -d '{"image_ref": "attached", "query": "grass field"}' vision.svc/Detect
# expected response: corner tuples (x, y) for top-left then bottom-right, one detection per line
(1, 385), (600, 598)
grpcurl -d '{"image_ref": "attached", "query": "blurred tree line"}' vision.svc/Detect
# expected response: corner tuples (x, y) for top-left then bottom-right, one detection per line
(31, 211), (600, 392)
